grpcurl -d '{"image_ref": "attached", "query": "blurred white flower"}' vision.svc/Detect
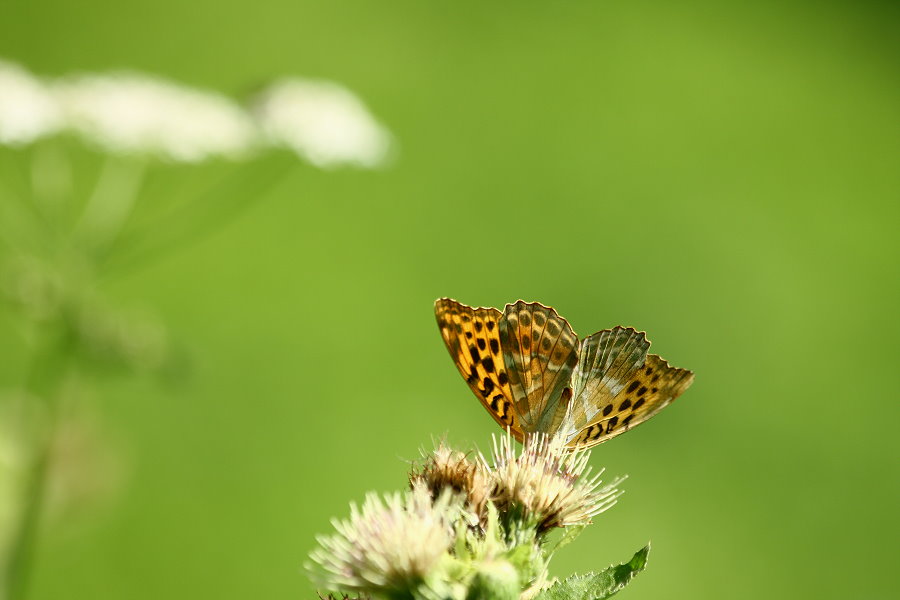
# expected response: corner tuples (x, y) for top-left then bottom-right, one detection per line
(253, 78), (392, 169)
(53, 72), (258, 162)
(0, 59), (62, 145)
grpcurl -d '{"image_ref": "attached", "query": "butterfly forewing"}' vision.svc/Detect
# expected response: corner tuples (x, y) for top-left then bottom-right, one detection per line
(498, 301), (579, 433)
(568, 353), (694, 448)
(434, 298), (525, 440)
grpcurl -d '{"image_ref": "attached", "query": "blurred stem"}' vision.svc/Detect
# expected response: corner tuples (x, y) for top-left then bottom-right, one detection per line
(75, 157), (145, 257)
(29, 144), (73, 241)
(98, 156), (293, 278)
(3, 330), (73, 600)
(0, 178), (46, 256)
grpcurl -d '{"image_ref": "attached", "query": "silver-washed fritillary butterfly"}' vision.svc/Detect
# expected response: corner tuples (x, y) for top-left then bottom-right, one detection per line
(434, 298), (694, 449)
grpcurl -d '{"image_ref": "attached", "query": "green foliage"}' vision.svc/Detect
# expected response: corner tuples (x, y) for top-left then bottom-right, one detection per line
(537, 545), (650, 600)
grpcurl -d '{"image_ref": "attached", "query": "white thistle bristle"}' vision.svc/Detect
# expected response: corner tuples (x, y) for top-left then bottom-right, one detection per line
(412, 441), (492, 520)
(308, 481), (462, 594)
(483, 432), (624, 531)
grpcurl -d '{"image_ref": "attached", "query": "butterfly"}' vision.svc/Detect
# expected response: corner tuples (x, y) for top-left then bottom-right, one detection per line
(434, 298), (694, 449)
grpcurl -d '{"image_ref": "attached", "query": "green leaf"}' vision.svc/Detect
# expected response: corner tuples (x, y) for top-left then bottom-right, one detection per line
(545, 524), (588, 557)
(536, 543), (650, 600)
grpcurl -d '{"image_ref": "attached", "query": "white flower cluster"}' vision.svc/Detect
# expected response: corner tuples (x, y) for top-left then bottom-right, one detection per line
(0, 60), (62, 145)
(253, 78), (392, 169)
(53, 73), (257, 163)
(0, 58), (391, 168)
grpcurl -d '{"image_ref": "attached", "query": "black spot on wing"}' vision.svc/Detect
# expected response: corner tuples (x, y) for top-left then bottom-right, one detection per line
(467, 365), (478, 384)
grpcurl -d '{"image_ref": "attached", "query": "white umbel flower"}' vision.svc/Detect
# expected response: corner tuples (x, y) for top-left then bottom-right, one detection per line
(0, 59), (62, 145)
(53, 72), (257, 162)
(308, 482), (461, 595)
(252, 78), (391, 169)
(485, 433), (623, 533)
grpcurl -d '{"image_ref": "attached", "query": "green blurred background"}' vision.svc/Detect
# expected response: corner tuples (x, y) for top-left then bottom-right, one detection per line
(1, 0), (899, 598)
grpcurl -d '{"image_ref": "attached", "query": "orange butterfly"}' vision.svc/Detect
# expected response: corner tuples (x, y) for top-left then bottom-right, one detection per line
(435, 298), (694, 448)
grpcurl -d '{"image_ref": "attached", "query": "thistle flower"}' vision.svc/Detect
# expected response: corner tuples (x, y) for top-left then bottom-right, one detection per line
(52, 72), (258, 162)
(251, 78), (391, 169)
(485, 433), (623, 534)
(308, 481), (464, 596)
(0, 59), (62, 145)
(307, 436), (650, 600)
(411, 442), (492, 521)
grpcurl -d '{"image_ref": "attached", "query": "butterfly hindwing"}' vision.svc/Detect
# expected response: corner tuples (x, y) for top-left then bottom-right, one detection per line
(567, 327), (651, 429)
(568, 352), (694, 448)
(498, 301), (579, 433)
(434, 298), (525, 440)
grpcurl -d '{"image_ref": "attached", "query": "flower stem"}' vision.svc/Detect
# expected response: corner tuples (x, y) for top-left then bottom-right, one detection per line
(3, 331), (72, 600)
(75, 157), (145, 256)
(98, 155), (292, 277)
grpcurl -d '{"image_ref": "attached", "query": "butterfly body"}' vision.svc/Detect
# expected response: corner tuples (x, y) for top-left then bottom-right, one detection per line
(435, 298), (694, 449)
